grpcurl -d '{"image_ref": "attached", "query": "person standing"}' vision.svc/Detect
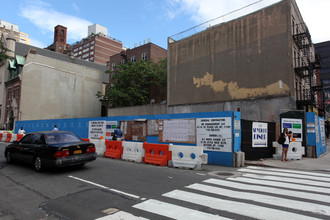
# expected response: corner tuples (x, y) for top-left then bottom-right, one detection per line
(113, 126), (123, 141)
(18, 127), (26, 134)
(53, 125), (59, 131)
(281, 128), (290, 162)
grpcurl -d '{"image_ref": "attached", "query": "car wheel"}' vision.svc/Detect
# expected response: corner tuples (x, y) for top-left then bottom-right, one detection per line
(5, 151), (13, 164)
(34, 157), (44, 172)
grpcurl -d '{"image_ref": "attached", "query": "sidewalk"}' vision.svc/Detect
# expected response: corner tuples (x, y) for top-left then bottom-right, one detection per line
(245, 144), (330, 171)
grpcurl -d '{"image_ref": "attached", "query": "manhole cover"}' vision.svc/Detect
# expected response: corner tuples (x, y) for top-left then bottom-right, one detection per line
(215, 172), (234, 177)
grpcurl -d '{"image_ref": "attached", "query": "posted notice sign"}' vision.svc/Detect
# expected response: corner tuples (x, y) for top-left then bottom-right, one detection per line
(196, 117), (232, 152)
(281, 118), (303, 142)
(252, 122), (268, 147)
(89, 121), (117, 139)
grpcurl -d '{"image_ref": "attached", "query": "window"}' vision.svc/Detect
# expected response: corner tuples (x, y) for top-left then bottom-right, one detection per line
(82, 53), (89, 59)
(141, 52), (148, 60)
(120, 59), (126, 64)
(90, 51), (94, 55)
(83, 48), (89, 53)
(13, 85), (19, 98)
(131, 56), (136, 63)
(7, 88), (12, 100)
(90, 45), (94, 50)
(111, 62), (116, 71)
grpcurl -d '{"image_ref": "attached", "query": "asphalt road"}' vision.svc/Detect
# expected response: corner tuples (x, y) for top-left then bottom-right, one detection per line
(2, 142), (330, 220)
(0, 142), (232, 220)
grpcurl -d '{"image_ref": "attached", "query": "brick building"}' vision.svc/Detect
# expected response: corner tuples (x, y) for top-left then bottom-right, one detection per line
(67, 24), (124, 65)
(108, 42), (167, 104)
(46, 25), (69, 53)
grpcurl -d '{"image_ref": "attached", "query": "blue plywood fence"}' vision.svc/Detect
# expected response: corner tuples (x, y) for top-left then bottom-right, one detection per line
(15, 111), (241, 167)
(306, 112), (327, 157)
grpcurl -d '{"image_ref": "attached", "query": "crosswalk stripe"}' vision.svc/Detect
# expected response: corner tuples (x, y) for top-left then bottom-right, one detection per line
(203, 178), (330, 203)
(186, 183), (330, 216)
(228, 175), (330, 194)
(246, 166), (330, 178)
(239, 173), (330, 188)
(95, 211), (149, 220)
(133, 199), (231, 220)
(163, 190), (320, 220)
(238, 168), (330, 184)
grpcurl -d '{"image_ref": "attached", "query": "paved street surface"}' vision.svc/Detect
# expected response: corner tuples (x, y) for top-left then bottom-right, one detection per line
(1, 142), (330, 219)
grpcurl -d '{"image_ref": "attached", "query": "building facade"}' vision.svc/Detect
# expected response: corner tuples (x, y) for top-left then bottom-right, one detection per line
(67, 32), (123, 65)
(0, 20), (30, 45)
(1, 37), (107, 130)
(315, 41), (330, 119)
(46, 25), (69, 53)
(166, 0), (321, 122)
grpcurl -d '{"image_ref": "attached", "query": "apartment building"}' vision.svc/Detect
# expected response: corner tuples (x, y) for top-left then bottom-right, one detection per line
(0, 20), (30, 45)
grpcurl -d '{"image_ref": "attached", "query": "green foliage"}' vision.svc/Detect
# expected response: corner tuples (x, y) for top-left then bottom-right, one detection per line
(0, 41), (11, 64)
(97, 58), (167, 108)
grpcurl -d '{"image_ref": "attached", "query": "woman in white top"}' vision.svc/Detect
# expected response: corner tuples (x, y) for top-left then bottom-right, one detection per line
(281, 128), (290, 162)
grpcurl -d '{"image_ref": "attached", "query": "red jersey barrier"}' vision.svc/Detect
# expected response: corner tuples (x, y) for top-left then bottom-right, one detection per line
(5, 133), (12, 142)
(0, 133), (3, 141)
(17, 134), (24, 141)
(104, 140), (123, 159)
(143, 143), (172, 166)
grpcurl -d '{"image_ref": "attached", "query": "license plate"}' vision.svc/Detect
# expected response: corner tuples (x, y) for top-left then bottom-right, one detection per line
(74, 150), (82, 154)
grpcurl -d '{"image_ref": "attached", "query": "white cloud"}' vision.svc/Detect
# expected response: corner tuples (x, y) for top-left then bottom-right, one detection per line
(29, 38), (46, 48)
(296, 0), (330, 43)
(19, 0), (92, 43)
(72, 2), (80, 13)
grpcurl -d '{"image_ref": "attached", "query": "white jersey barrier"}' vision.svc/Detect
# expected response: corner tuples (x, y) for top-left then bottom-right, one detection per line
(10, 134), (17, 142)
(121, 141), (145, 163)
(273, 141), (305, 160)
(89, 139), (106, 156)
(169, 144), (208, 170)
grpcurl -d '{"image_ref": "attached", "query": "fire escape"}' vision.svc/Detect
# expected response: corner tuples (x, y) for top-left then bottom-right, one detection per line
(293, 23), (322, 114)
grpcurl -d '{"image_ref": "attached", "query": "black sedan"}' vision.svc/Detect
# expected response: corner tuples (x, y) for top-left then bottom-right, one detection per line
(4, 131), (97, 171)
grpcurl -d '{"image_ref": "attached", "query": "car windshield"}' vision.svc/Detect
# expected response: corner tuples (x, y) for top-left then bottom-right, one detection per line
(45, 133), (81, 144)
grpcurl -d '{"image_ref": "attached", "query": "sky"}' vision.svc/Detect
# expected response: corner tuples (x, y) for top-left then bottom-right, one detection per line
(1, 0), (329, 50)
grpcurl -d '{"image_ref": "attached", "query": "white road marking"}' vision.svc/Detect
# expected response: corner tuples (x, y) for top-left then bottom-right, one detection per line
(186, 183), (330, 216)
(238, 168), (330, 184)
(95, 211), (149, 220)
(133, 199), (231, 220)
(246, 166), (330, 178)
(228, 175), (330, 194)
(204, 178), (330, 203)
(239, 173), (330, 188)
(68, 175), (140, 199)
(163, 190), (320, 220)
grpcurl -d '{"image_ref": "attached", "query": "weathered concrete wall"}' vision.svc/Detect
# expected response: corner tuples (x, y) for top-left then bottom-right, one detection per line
(167, 96), (296, 123)
(107, 104), (167, 117)
(19, 53), (103, 120)
(168, 0), (292, 106)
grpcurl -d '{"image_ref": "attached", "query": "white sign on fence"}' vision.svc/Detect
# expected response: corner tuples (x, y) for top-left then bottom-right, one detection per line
(196, 117), (232, 152)
(252, 122), (268, 147)
(89, 121), (117, 139)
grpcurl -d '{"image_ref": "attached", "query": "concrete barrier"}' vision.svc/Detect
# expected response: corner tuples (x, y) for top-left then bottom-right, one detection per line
(122, 141), (145, 163)
(1, 133), (7, 142)
(273, 141), (304, 160)
(89, 139), (106, 156)
(169, 144), (208, 170)
(235, 151), (245, 167)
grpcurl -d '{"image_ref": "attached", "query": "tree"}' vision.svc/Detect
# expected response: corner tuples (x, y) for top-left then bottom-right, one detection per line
(0, 41), (11, 65)
(97, 58), (167, 108)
